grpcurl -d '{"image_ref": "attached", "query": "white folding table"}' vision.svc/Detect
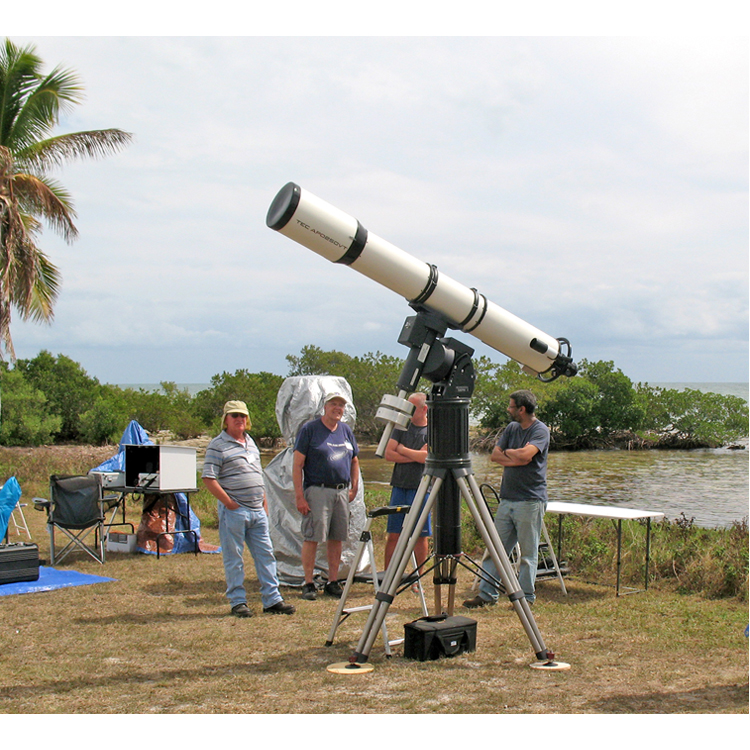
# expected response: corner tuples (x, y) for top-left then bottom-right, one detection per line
(545, 501), (665, 596)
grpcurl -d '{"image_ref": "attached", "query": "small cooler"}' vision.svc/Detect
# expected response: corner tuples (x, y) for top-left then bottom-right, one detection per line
(0, 542), (40, 584)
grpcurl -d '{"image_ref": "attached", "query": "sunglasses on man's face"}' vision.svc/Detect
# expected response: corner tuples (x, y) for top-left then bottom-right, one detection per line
(228, 413), (247, 419)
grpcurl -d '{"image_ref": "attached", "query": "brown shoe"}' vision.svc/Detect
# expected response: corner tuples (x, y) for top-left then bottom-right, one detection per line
(231, 603), (253, 618)
(463, 595), (494, 609)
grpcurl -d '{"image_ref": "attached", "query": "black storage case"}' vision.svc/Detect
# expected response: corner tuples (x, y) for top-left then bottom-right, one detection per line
(403, 614), (477, 661)
(0, 542), (40, 584)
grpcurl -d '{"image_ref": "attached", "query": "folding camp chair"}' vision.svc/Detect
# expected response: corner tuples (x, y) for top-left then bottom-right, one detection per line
(33, 475), (110, 565)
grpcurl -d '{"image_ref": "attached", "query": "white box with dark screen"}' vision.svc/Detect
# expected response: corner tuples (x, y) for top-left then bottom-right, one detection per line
(123, 445), (197, 491)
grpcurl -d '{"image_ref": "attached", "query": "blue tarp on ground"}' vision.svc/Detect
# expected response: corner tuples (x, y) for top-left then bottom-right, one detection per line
(0, 566), (116, 596)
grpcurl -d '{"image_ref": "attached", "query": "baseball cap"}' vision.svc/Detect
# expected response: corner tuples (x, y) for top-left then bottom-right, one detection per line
(323, 391), (349, 405)
(222, 400), (250, 418)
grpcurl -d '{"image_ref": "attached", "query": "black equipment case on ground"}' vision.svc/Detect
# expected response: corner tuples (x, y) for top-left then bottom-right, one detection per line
(403, 614), (477, 661)
(0, 542), (40, 584)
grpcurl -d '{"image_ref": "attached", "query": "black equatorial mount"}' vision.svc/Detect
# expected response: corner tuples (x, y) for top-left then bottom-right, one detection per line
(347, 308), (568, 670)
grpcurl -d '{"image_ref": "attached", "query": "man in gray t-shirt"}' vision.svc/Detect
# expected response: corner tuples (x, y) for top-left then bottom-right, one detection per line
(464, 389), (550, 607)
(203, 400), (294, 618)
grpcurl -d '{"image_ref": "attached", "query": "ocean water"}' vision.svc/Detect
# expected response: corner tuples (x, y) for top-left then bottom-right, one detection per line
(649, 382), (748, 402)
(115, 383), (210, 396)
(117, 381), (749, 401)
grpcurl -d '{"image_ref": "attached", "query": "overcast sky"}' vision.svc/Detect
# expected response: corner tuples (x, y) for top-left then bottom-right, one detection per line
(5, 27), (747, 386)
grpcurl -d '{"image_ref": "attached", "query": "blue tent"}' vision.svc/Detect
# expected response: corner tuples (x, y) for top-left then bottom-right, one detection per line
(90, 420), (152, 473)
(91, 421), (214, 555)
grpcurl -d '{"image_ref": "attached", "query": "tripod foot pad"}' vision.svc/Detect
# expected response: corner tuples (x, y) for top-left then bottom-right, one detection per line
(530, 660), (571, 671)
(327, 662), (375, 674)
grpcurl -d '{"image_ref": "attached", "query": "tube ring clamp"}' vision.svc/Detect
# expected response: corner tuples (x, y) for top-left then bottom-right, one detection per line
(462, 290), (489, 333)
(411, 263), (439, 305)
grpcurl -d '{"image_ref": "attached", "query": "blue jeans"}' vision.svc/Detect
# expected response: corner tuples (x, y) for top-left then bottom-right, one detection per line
(218, 504), (283, 609)
(479, 500), (545, 604)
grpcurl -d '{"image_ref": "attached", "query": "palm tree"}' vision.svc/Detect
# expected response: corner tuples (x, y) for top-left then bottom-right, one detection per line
(0, 38), (132, 359)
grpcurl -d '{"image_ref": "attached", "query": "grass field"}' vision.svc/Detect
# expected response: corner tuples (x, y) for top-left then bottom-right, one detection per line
(1, 445), (747, 718)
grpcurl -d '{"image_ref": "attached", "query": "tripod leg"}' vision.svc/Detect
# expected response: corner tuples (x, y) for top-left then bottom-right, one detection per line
(350, 473), (439, 663)
(459, 474), (553, 662)
(446, 557), (458, 616)
(407, 549), (429, 616)
(541, 517), (567, 595)
(325, 516), (374, 646)
(434, 558), (443, 614)
(372, 536), (396, 656)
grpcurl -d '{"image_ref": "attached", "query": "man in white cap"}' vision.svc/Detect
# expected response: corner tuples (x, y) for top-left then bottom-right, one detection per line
(203, 400), (295, 618)
(293, 391), (359, 600)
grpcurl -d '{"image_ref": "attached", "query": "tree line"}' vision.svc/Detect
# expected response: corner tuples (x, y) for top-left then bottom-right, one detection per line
(0, 346), (747, 450)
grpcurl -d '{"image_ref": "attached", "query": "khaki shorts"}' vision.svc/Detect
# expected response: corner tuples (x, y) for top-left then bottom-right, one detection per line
(301, 485), (350, 542)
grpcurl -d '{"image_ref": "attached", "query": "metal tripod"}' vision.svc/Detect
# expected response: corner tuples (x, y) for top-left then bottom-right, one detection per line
(348, 399), (558, 667)
(335, 307), (566, 670)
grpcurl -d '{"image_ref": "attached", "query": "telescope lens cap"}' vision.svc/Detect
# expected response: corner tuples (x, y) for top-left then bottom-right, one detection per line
(266, 182), (301, 230)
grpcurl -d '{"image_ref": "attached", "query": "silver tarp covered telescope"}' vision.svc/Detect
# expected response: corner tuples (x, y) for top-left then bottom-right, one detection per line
(266, 181), (577, 381)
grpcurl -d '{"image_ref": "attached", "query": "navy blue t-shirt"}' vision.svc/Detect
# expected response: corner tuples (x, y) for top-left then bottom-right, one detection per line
(294, 418), (359, 488)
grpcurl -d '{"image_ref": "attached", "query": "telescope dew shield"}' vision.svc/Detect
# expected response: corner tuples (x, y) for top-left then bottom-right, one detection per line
(267, 182), (570, 378)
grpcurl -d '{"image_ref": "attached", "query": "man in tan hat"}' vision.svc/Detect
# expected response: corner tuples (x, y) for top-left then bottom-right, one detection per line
(203, 400), (295, 617)
(292, 391), (359, 600)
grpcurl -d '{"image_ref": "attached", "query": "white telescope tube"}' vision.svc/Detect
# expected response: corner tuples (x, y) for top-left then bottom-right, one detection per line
(267, 182), (570, 378)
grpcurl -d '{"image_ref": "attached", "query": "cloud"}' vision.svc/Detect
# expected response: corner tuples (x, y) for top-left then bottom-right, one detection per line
(7, 35), (747, 385)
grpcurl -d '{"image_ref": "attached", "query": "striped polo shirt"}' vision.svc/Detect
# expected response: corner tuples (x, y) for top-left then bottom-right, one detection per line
(202, 430), (265, 509)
